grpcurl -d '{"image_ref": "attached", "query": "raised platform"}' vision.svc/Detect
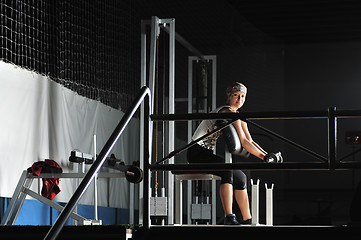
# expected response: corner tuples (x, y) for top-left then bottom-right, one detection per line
(134, 224), (361, 240)
(0, 225), (129, 240)
(2, 224), (360, 240)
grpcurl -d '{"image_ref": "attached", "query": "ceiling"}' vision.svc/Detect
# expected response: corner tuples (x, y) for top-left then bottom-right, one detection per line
(228, 0), (361, 44)
(138, 0), (361, 50)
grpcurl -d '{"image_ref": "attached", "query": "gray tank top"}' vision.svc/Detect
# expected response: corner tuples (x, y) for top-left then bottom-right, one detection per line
(192, 105), (230, 150)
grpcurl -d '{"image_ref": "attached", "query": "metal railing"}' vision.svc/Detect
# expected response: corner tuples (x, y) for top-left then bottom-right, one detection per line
(44, 99), (361, 238)
(44, 86), (152, 240)
(143, 106), (361, 228)
(149, 107), (361, 172)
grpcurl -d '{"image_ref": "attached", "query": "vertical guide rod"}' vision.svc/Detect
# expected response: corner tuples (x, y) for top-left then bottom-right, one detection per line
(187, 56), (194, 225)
(143, 94), (151, 229)
(139, 19), (148, 225)
(93, 135), (98, 221)
(167, 18), (175, 225)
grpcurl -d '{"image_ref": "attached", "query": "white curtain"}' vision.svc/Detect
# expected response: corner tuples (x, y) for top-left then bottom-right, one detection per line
(0, 61), (139, 208)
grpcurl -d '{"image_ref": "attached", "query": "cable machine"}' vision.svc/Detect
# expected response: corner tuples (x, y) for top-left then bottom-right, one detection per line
(140, 16), (217, 225)
(140, 16), (175, 226)
(185, 56), (217, 224)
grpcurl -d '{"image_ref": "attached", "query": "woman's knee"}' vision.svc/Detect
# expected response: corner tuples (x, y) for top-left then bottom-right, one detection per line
(233, 170), (247, 190)
(220, 171), (233, 185)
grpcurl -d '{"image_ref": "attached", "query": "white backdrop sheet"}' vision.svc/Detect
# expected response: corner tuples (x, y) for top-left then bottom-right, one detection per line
(0, 61), (139, 208)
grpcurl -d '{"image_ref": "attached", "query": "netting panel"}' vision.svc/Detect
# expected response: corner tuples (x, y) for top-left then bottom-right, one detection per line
(0, 0), (140, 110)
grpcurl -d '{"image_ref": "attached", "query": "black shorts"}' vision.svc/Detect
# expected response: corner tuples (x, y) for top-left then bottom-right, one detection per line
(187, 144), (247, 190)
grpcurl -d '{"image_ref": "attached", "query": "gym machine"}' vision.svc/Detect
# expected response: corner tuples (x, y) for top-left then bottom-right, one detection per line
(2, 136), (143, 226)
(140, 16), (219, 225)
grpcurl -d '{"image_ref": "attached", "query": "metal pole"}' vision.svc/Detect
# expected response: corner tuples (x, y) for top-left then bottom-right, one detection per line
(175, 177), (182, 224)
(265, 183), (274, 226)
(129, 183), (134, 224)
(251, 179), (260, 226)
(148, 16), (159, 110)
(143, 95), (151, 229)
(139, 19), (147, 226)
(44, 87), (151, 240)
(140, 20), (148, 88)
(210, 56), (217, 225)
(150, 110), (329, 122)
(187, 56), (194, 225)
(93, 135), (98, 221)
(167, 18), (175, 225)
(210, 56), (217, 110)
(150, 162), (331, 171)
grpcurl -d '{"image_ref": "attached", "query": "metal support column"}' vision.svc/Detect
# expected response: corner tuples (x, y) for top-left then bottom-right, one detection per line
(251, 179), (260, 226)
(175, 177), (183, 224)
(143, 96), (151, 229)
(167, 18), (175, 225)
(148, 16), (159, 107)
(139, 17), (158, 225)
(211, 179), (217, 224)
(265, 184), (274, 226)
(210, 56), (217, 225)
(139, 19), (147, 225)
(93, 135), (99, 223)
(140, 16), (175, 225)
(187, 57), (194, 224)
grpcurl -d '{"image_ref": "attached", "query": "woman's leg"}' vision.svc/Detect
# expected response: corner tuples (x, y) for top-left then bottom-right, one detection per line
(234, 189), (252, 220)
(220, 183), (233, 215)
(233, 170), (252, 221)
(187, 145), (237, 220)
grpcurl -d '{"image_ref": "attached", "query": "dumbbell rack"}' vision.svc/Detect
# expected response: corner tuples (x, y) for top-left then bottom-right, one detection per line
(1, 162), (125, 226)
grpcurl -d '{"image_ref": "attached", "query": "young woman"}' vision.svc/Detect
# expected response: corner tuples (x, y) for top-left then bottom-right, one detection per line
(187, 82), (267, 225)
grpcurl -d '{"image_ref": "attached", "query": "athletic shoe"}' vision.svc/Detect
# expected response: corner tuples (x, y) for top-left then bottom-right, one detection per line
(240, 218), (252, 225)
(224, 214), (239, 225)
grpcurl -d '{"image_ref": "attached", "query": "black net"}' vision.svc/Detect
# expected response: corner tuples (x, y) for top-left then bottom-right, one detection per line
(0, 0), (140, 110)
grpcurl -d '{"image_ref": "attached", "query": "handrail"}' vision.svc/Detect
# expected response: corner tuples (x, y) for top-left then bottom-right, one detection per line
(151, 109), (335, 165)
(149, 162), (361, 172)
(44, 86), (152, 240)
(149, 107), (361, 170)
(150, 162), (331, 171)
(150, 108), (361, 121)
(150, 110), (329, 121)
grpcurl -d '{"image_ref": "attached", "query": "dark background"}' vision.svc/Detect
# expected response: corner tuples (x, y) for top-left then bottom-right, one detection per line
(138, 0), (361, 225)
(2, 0), (361, 225)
